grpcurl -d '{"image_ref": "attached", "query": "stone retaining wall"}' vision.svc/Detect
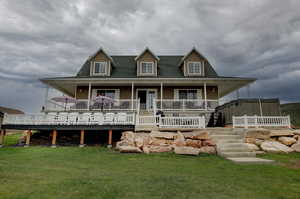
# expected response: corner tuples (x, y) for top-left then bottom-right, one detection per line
(116, 130), (216, 156)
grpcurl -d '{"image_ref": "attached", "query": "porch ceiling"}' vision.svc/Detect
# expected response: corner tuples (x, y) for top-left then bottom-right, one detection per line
(41, 77), (255, 98)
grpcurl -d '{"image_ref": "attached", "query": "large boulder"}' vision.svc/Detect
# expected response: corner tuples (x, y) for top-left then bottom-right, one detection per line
(174, 132), (186, 146)
(150, 131), (176, 140)
(119, 146), (142, 153)
(278, 137), (297, 146)
(261, 141), (294, 153)
(202, 139), (216, 146)
(269, 130), (294, 137)
(192, 131), (210, 140)
(255, 139), (264, 146)
(245, 138), (256, 144)
(174, 146), (200, 156)
(134, 137), (144, 148)
(199, 146), (216, 154)
(120, 131), (135, 145)
(293, 130), (300, 135)
(245, 129), (271, 139)
(291, 143), (300, 152)
(149, 146), (173, 153)
(185, 139), (202, 148)
(245, 143), (260, 151)
(142, 146), (150, 154)
(150, 138), (169, 146)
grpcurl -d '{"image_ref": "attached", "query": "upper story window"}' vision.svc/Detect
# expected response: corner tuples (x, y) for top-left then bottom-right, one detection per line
(187, 61), (204, 75)
(140, 62), (154, 75)
(93, 62), (107, 75)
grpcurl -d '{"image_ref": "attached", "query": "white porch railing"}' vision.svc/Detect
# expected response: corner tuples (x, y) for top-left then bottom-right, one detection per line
(3, 113), (135, 126)
(232, 115), (291, 129)
(45, 99), (138, 112)
(156, 99), (218, 111)
(136, 115), (206, 128)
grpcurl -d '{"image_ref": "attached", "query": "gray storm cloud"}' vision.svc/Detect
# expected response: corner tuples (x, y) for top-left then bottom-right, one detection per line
(0, 0), (299, 112)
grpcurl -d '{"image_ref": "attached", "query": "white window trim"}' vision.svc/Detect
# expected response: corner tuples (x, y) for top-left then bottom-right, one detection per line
(187, 61), (204, 76)
(139, 61), (155, 75)
(92, 61), (107, 76)
(174, 89), (202, 100)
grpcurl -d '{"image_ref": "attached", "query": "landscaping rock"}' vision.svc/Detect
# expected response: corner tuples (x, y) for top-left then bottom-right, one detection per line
(149, 138), (169, 146)
(255, 139), (264, 146)
(202, 139), (216, 146)
(256, 151), (266, 155)
(174, 146), (200, 156)
(191, 131), (210, 140)
(245, 138), (256, 144)
(185, 139), (202, 148)
(199, 146), (216, 154)
(119, 146), (142, 153)
(261, 141), (294, 153)
(245, 129), (271, 139)
(245, 143), (260, 151)
(292, 130), (300, 135)
(121, 131), (135, 145)
(149, 146), (173, 153)
(134, 137), (144, 148)
(150, 131), (175, 140)
(174, 132), (186, 146)
(269, 130), (294, 137)
(278, 137), (297, 146)
(291, 143), (300, 152)
(142, 146), (150, 154)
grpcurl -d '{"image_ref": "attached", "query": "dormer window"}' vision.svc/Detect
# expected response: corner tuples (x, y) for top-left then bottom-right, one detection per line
(93, 62), (107, 75)
(140, 61), (154, 75)
(187, 61), (204, 75)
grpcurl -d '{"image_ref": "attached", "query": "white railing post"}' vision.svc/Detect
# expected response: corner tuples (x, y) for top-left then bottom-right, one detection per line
(244, 115), (248, 129)
(287, 115), (291, 128)
(232, 116), (236, 128)
(204, 83), (207, 110)
(159, 115), (162, 127)
(254, 115), (258, 128)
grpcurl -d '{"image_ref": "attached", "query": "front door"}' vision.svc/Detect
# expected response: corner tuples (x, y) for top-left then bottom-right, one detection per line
(137, 89), (157, 110)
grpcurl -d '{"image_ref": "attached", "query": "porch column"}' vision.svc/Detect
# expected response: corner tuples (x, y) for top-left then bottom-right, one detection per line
(160, 82), (163, 109)
(0, 130), (5, 147)
(108, 129), (112, 148)
(24, 130), (31, 147)
(44, 85), (49, 111)
(74, 85), (78, 99)
(51, 130), (57, 148)
(204, 83), (207, 110)
(87, 82), (92, 110)
(79, 130), (85, 147)
(131, 82), (134, 110)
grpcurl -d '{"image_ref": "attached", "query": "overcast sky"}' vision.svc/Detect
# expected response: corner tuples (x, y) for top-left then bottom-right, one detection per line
(0, 0), (299, 113)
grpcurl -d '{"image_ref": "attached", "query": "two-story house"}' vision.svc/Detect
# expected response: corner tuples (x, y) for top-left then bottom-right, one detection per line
(41, 47), (255, 120)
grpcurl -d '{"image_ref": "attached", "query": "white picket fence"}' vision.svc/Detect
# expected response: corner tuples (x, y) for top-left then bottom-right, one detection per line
(232, 115), (291, 129)
(137, 115), (206, 129)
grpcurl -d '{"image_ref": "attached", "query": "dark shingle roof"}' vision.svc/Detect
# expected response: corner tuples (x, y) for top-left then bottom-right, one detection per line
(76, 56), (219, 78)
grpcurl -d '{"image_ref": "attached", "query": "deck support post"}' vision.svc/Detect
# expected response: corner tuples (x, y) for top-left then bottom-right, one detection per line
(0, 130), (5, 147)
(79, 130), (85, 147)
(160, 82), (163, 110)
(204, 83), (207, 110)
(24, 130), (32, 147)
(108, 129), (112, 148)
(87, 82), (92, 110)
(51, 130), (57, 148)
(131, 82), (134, 110)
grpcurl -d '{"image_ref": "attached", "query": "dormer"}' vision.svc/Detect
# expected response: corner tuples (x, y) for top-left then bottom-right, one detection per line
(135, 47), (159, 77)
(89, 48), (114, 76)
(179, 48), (206, 77)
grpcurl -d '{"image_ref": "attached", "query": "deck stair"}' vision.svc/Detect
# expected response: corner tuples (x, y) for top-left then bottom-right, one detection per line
(209, 128), (274, 164)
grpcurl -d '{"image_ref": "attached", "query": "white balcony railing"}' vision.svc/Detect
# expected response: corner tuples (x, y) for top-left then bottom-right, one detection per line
(156, 99), (218, 111)
(136, 115), (206, 129)
(3, 112), (135, 126)
(232, 115), (291, 129)
(45, 99), (138, 112)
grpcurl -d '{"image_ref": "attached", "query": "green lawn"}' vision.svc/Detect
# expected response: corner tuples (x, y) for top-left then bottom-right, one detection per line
(0, 135), (300, 199)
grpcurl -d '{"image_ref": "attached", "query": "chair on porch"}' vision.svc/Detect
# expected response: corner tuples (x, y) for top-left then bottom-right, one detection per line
(68, 112), (79, 125)
(91, 113), (104, 125)
(116, 112), (127, 124)
(57, 112), (69, 125)
(104, 113), (115, 124)
(78, 112), (92, 125)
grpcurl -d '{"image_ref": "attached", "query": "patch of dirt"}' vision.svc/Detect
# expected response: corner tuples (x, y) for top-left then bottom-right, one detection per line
(281, 160), (300, 170)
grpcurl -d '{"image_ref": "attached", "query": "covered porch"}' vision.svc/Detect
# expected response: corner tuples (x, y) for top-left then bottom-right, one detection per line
(41, 77), (254, 113)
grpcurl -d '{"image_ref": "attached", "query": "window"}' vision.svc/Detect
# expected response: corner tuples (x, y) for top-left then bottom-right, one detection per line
(96, 90), (116, 99)
(178, 90), (197, 100)
(140, 62), (154, 74)
(188, 62), (203, 75)
(93, 62), (106, 75)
